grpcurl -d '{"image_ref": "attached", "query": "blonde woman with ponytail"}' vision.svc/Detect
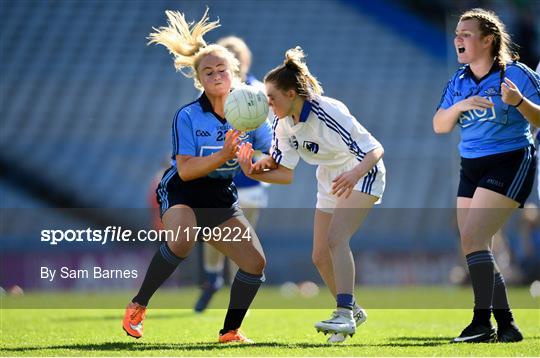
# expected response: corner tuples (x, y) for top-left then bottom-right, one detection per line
(123, 9), (272, 344)
(433, 8), (540, 343)
(237, 47), (386, 342)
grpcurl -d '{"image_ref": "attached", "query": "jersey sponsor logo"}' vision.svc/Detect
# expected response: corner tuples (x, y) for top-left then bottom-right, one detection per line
(303, 141), (319, 154)
(200, 146), (238, 179)
(195, 130), (211, 137)
(459, 97), (506, 127)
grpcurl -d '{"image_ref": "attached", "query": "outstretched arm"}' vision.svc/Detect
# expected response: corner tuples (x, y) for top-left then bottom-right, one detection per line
(237, 143), (293, 184)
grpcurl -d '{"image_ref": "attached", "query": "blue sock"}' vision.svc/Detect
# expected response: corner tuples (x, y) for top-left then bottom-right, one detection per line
(221, 269), (265, 333)
(133, 243), (184, 306)
(466, 250), (494, 325)
(337, 293), (354, 310)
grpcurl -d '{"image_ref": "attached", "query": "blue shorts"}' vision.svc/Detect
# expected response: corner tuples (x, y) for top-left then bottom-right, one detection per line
(156, 166), (242, 228)
(458, 145), (536, 207)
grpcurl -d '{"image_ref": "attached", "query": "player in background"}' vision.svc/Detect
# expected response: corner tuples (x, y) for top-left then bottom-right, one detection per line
(536, 61), (540, 201)
(194, 36), (271, 312)
(433, 8), (540, 343)
(122, 9), (272, 343)
(237, 47), (385, 342)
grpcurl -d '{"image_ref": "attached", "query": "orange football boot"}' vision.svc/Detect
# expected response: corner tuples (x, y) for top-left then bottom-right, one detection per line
(219, 329), (254, 343)
(122, 302), (146, 338)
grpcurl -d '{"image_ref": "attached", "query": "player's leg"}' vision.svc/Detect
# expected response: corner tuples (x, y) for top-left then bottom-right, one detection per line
(313, 208), (367, 343)
(230, 185), (267, 282)
(224, 207), (260, 281)
(315, 191), (377, 337)
(194, 245), (225, 312)
(457, 197), (472, 235)
(487, 234), (522, 342)
(453, 188), (518, 343)
(313, 209), (336, 296)
(208, 214), (266, 343)
(123, 205), (198, 338)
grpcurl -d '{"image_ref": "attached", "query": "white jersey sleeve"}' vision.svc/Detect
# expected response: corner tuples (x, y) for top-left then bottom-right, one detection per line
(270, 116), (300, 170)
(324, 98), (382, 159)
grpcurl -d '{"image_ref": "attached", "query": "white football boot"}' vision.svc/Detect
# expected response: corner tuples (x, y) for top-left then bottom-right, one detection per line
(327, 306), (367, 343)
(315, 308), (356, 337)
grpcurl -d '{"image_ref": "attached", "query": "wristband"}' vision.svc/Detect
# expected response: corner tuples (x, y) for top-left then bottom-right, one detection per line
(514, 96), (524, 108)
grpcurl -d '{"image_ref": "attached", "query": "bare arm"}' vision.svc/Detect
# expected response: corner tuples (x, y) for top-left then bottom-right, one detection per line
(176, 130), (241, 181)
(433, 96), (494, 134)
(331, 147), (384, 198)
(501, 77), (540, 127)
(237, 143), (293, 184)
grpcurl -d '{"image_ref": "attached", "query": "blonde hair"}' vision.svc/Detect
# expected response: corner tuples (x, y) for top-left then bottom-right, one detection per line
(264, 46), (323, 99)
(148, 9), (240, 90)
(217, 36), (252, 81)
(459, 8), (519, 71)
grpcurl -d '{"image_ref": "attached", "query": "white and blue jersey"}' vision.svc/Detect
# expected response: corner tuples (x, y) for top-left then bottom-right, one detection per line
(270, 95), (386, 208)
(172, 92), (272, 180)
(438, 62), (540, 158)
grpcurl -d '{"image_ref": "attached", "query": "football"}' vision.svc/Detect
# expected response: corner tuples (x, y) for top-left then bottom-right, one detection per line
(224, 85), (269, 131)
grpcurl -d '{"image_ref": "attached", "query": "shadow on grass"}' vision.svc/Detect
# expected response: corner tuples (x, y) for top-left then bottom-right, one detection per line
(3, 334), (538, 353)
(1, 341), (369, 353)
(1, 337), (460, 353)
(391, 336), (453, 343)
(56, 311), (197, 322)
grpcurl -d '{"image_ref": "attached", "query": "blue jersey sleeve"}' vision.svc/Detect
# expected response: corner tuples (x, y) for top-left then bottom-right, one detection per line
(172, 109), (196, 156)
(507, 63), (540, 106)
(251, 119), (272, 154)
(437, 77), (457, 110)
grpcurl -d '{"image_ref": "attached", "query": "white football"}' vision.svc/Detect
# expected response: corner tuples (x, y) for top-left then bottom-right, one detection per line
(224, 85), (269, 131)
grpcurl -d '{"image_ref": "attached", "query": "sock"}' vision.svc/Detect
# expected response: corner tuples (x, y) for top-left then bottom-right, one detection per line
(220, 269), (265, 334)
(337, 293), (354, 310)
(492, 272), (514, 327)
(466, 250), (495, 326)
(132, 243), (184, 306)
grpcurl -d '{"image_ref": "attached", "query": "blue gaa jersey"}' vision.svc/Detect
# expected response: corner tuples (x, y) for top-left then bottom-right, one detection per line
(438, 62), (540, 158)
(172, 92), (272, 180)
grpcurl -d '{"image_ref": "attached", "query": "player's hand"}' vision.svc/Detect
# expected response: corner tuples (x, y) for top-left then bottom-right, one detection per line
(332, 168), (362, 199)
(236, 142), (255, 175)
(456, 96), (494, 112)
(252, 156), (278, 173)
(219, 129), (242, 161)
(501, 77), (523, 107)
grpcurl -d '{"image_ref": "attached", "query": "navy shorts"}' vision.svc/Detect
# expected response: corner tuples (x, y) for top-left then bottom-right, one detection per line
(458, 145), (536, 207)
(156, 166), (242, 228)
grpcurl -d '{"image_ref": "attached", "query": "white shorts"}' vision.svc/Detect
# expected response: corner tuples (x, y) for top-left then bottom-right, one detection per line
(237, 185), (268, 208)
(316, 160), (386, 212)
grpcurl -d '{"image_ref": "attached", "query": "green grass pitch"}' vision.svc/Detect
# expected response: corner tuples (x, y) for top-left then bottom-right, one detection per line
(1, 287), (539, 356)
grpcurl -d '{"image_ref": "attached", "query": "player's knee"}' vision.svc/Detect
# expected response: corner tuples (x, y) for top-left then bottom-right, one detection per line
(312, 249), (331, 268)
(167, 239), (195, 258)
(459, 232), (488, 254)
(240, 254), (266, 274)
(327, 235), (349, 251)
